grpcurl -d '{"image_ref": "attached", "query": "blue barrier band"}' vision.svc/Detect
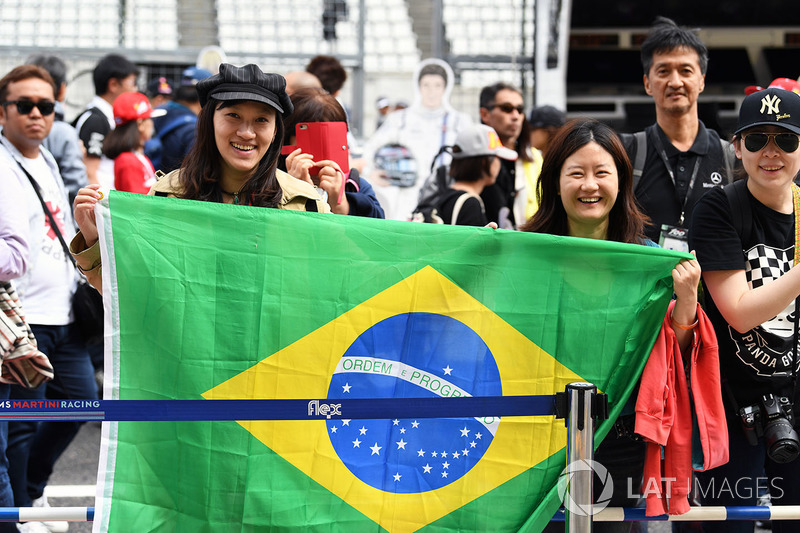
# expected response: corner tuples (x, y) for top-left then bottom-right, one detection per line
(725, 506), (772, 521)
(552, 506), (781, 522)
(0, 395), (554, 421)
(0, 507), (94, 521)
(622, 508), (667, 521)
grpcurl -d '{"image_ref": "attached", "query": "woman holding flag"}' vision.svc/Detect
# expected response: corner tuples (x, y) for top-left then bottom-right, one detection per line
(521, 118), (709, 530)
(71, 64), (329, 292)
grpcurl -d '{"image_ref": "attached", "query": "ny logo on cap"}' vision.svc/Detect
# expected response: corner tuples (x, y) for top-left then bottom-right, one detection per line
(760, 94), (781, 115)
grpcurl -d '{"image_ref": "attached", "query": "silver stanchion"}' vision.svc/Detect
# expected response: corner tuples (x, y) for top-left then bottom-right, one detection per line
(555, 382), (607, 533)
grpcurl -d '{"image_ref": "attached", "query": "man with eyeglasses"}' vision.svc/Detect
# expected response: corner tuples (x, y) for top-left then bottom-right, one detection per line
(478, 82), (527, 229)
(620, 17), (736, 250)
(0, 65), (97, 532)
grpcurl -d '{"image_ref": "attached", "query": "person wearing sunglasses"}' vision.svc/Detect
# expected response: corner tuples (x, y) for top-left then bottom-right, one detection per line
(0, 65), (98, 532)
(689, 87), (800, 533)
(478, 82), (534, 229)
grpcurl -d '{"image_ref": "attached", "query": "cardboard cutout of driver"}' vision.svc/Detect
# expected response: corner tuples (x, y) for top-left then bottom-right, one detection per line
(362, 58), (472, 220)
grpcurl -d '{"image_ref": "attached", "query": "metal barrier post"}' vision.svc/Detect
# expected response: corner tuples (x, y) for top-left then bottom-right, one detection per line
(565, 382), (599, 533)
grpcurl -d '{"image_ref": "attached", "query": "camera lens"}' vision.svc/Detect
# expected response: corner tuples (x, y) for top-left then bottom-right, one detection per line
(763, 418), (800, 463)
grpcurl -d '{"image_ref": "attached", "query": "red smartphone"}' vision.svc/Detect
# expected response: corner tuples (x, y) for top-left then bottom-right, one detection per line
(281, 122), (349, 176)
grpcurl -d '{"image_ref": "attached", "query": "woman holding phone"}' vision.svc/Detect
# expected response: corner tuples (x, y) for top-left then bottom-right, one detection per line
(281, 87), (384, 218)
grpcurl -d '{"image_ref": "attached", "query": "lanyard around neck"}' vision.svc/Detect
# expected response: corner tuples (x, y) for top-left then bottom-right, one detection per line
(651, 132), (701, 226)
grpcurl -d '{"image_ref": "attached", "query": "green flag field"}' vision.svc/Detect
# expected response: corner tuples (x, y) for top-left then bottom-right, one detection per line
(93, 191), (688, 532)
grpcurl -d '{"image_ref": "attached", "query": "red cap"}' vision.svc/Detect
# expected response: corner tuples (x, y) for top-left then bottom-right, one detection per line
(113, 92), (167, 126)
(744, 78), (800, 96)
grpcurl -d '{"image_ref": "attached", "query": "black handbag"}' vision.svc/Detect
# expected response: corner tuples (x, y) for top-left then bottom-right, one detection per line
(17, 159), (104, 342)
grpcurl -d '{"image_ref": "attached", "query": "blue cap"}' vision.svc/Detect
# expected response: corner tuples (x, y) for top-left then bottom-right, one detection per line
(182, 66), (213, 86)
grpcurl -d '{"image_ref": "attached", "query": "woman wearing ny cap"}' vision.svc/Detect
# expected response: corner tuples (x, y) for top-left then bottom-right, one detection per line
(71, 64), (329, 293)
(437, 124), (518, 226)
(690, 87), (800, 533)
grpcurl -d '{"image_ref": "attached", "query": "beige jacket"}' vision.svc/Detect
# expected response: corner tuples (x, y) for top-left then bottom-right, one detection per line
(70, 169), (330, 293)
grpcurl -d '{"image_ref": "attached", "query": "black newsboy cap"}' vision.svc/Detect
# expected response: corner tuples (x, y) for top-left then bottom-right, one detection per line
(197, 63), (294, 117)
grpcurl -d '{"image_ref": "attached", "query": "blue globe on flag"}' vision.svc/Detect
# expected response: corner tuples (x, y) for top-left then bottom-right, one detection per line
(327, 312), (502, 493)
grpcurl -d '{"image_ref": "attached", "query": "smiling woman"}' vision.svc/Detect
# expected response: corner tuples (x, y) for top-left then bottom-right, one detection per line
(70, 64), (331, 294)
(521, 118), (703, 533)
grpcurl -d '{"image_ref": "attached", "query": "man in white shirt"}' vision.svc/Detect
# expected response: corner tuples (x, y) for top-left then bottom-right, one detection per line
(0, 64), (97, 531)
(72, 53), (139, 190)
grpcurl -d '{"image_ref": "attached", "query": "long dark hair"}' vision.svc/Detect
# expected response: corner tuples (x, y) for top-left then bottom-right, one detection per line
(178, 99), (285, 207)
(520, 118), (649, 244)
(102, 120), (141, 160)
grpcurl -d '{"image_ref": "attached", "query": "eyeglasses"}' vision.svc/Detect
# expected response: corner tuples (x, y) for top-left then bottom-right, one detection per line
(488, 103), (525, 115)
(743, 132), (800, 153)
(2, 100), (56, 116)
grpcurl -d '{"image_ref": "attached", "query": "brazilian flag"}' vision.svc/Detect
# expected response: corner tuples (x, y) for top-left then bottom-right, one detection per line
(94, 191), (685, 532)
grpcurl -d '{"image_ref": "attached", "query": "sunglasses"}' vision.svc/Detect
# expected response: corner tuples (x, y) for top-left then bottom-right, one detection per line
(743, 132), (800, 153)
(489, 103), (525, 115)
(2, 100), (56, 116)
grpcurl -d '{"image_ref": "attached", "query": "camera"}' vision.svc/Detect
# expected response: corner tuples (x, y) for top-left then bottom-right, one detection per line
(740, 393), (800, 463)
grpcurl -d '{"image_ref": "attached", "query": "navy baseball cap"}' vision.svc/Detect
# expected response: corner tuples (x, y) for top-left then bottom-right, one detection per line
(735, 87), (800, 136)
(197, 63), (293, 117)
(182, 66), (212, 86)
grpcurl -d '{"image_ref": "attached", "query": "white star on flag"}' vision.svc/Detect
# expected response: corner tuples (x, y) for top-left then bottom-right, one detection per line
(460, 426), (470, 437)
(392, 419), (399, 426)
(359, 426), (368, 435)
(330, 426), (337, 433)
(400, 427), (406, 434)
(423, 464), (432, 473)
(396, 439), (407, 450)
(352, 438), (361, 448)
(393, 473), (402, 482)
(442, 471), (448, 478)
(411, 421), (419, 428)
(370, 443), (382, 456)
(342, 383), (351, 393)
(442, 461), (450, 469)
(476, 432), (482, 439)
(341, 420), (351, 426)
(443, 365), (453, 375)
(417, 449), (425, 457)
(441, 451), (448, 458)
(452, 451), (460, 459)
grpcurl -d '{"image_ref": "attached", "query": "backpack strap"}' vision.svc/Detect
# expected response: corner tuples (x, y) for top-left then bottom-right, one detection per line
(450, 192), (483, 225)
(723, 179), (751, 243)
(157, 114), (195, 140)
(719, 137), (736, 185)
(632, 131), (647, 191)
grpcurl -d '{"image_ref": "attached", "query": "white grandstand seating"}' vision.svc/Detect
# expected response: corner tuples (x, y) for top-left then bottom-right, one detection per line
(216, 0), (420, 73)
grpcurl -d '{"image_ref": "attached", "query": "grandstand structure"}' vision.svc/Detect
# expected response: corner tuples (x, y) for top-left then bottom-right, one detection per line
(0, 0), (798, 139)
(0, 0), (534, 138)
